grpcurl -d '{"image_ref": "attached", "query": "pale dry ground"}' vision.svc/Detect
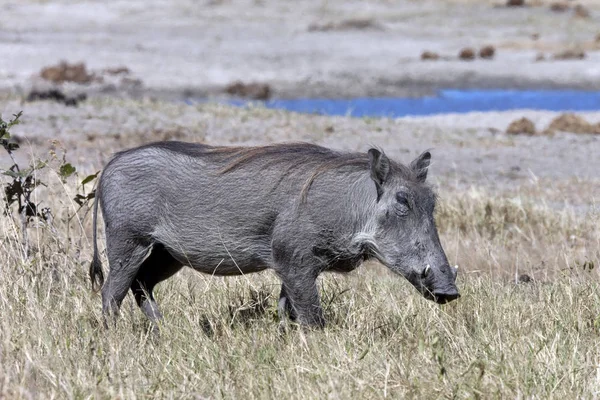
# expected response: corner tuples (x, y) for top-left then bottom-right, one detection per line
(2, 0), (600, 98)
(1, 97), (600, 398)
(2, 93), (600, 200)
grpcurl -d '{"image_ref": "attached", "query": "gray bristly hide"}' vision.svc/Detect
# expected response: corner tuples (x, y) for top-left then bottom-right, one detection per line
(90, 141), (459, 329)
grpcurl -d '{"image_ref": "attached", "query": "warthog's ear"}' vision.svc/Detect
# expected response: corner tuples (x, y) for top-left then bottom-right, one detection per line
(368, 148), (390, 201)
(410, 151), (431, 183)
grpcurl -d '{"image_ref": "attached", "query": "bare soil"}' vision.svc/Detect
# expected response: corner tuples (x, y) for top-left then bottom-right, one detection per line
(1, 0), (600, 99)
(1, 95), (599, 214)
(1, 0), (599, 206)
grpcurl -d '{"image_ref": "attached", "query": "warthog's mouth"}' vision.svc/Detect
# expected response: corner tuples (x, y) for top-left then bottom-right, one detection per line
(422, 289), (461, 304)
(433, 291), (460, 304)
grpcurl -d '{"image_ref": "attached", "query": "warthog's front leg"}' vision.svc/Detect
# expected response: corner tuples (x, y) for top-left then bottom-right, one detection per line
(272, 219), (326, 327)
(276, 269), (325, 328)
(277, 284), (298, 322)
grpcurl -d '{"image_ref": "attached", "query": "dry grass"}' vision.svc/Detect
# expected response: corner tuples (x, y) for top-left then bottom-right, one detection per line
(437, 187), (599, 281)
(1, 164), (599, 399)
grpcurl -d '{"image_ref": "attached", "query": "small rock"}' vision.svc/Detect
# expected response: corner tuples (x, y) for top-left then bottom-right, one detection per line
(421, 51), (440, 60)
(595, 33), (600, 42)
(550, 2), (570, 12)
(103, 66), (131, 75)
(459, 47), (476, 60)
(479, 45), (496, 59)
(518, 274), (533, 283)
(573, 4), (591, 18)
(535, 52), (546, 61)
(531, 33), (540, 40)
(7, 134), (23, 145)
(225, 81), (271, 100)
(27, 88), (66, 103)
(552, 49), (586, 60)
(308, 18), (382, 32)
(506, 117), (536, 135)
(26, 89), (86, 107)
(337, 18), (382, 30)
(307, 22), (333, 32)
(121, 77), (143, 88)
(100, 84), (117, 93)
(506, 0), (525, 6)
(324, 126), (335, 133)
(546, 113), (600, 134)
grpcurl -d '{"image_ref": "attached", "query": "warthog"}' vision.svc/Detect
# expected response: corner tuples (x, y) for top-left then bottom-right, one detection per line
(90, 142), (459, 328)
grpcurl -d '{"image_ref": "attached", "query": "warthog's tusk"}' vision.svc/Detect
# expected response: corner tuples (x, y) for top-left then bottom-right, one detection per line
(424, 264), (431, 277)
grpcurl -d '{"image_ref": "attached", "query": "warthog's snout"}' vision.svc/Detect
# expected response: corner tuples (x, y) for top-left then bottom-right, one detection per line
(433, 290), (460, 304)
(411, 263), (460, 305)
(422, 287), (460, 304)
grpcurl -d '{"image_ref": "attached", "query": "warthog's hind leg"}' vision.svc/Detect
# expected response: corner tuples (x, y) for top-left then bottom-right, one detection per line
(102, 238), (153, 326)
(130, 243), (182, 331)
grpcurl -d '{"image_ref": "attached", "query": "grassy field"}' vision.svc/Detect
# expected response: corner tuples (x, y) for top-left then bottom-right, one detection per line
(1, 157), (599, 398)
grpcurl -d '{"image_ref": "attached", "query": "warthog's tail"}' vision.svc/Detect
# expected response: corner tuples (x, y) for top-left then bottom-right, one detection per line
(89, 188), (104, 292)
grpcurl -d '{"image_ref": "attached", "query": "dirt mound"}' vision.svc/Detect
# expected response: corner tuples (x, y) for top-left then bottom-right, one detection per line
(40, 61), (94, 84)
(552, 49), (585, 60)
(545, 113), (600, 134)
(421, 51), (440, 60)
(225, 81), (271, 100)
(506, 117), (536, 135)
(506, 0), (525, 7)
(550, 2), (570, 12)
(573, 4), (591, 18)
(459, 48), (476, 60)
(479, 45), (496, 59)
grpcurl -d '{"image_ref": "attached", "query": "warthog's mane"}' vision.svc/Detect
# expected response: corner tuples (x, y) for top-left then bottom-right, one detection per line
(215, 142), (376, 201)
(128, 141), (418, 201)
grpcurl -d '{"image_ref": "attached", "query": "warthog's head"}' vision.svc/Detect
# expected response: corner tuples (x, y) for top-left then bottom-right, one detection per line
(365, 149), (459, 304)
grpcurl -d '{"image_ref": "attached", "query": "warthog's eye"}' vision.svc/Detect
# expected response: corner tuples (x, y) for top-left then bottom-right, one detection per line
(395, 192), (410, 215)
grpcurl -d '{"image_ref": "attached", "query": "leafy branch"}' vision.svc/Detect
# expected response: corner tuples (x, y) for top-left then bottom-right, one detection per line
(2, 112), (51, 222)
(1, 111), (99, 258)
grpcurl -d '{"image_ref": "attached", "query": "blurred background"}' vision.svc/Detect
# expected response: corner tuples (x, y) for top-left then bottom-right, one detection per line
(2, 0), (600, 111)
(1, 0), (599, 188)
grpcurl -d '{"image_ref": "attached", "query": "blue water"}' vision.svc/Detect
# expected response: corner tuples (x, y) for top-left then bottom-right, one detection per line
(222, 89), (600, 118)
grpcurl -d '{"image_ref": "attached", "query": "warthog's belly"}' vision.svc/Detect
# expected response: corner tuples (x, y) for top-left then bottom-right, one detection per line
(165, 246), (272, 276)
(190, 261), (270, 276)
